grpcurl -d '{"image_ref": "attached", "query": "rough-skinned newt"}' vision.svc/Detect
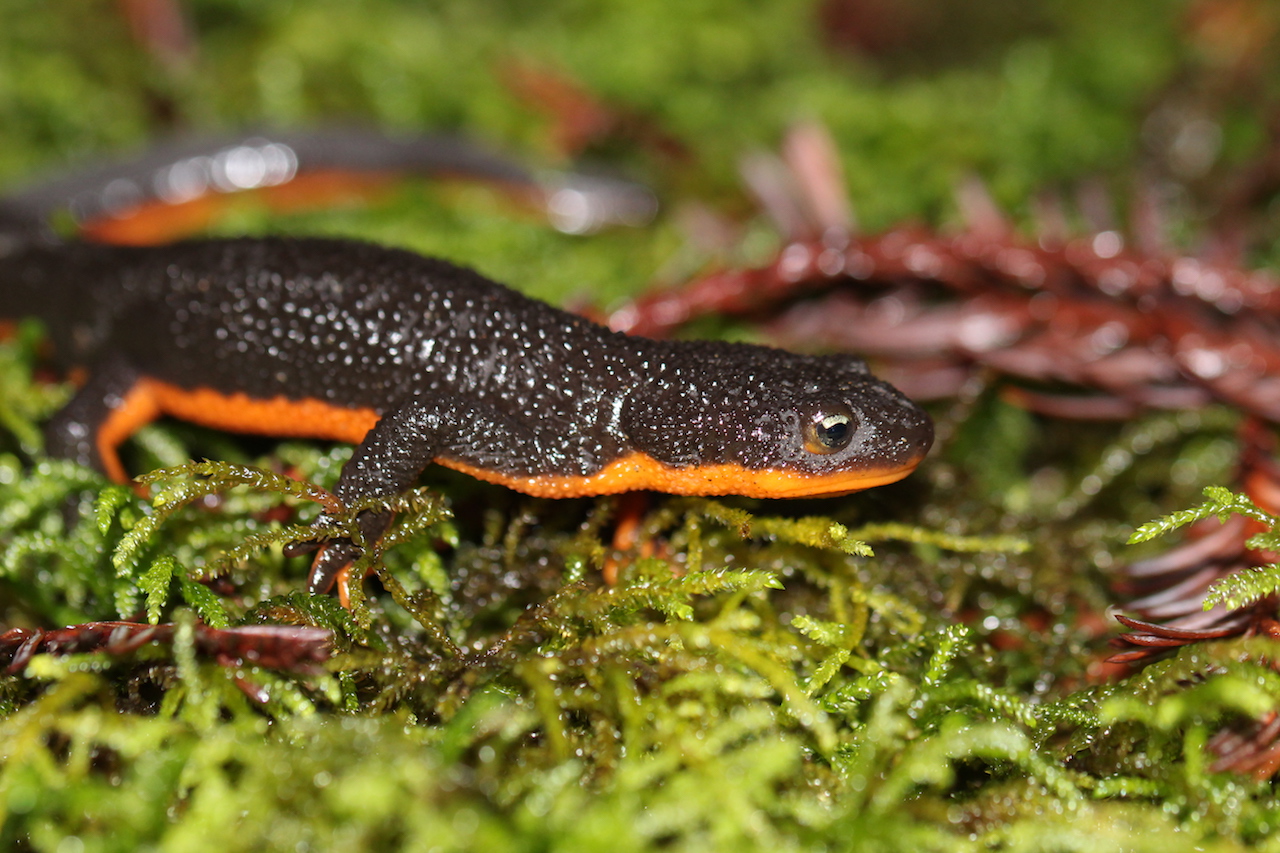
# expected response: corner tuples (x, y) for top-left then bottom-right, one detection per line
(0, 129), (656, 249)
(0, 132), (933, 595)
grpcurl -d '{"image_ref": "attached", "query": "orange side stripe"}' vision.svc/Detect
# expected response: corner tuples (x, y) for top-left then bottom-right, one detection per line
(79, 172), (397, 246)
(443, 451), (925, 500)
(143, 380), (380, 444)
(94, 379), (381, 483)
(96, 382), (163, 484)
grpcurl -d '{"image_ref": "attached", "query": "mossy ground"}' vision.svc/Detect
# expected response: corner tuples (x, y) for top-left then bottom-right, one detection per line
(3, 1), (1280, 850)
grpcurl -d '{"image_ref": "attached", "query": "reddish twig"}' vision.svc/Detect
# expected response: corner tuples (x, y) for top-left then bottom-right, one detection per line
(1, 621), (331, 675)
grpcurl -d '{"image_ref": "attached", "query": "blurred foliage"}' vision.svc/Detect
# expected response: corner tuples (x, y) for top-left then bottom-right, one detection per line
(5, 0), (1280, 851)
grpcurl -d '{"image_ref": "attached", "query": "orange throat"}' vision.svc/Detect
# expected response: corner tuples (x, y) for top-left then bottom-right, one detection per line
(442, 452), (925, 499)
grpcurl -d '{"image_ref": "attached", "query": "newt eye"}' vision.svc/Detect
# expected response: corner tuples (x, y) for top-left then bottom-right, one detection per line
(802, 405), (856, 455)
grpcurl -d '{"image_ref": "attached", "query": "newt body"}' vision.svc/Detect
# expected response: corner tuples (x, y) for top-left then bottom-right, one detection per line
(0, 134), (932, 592)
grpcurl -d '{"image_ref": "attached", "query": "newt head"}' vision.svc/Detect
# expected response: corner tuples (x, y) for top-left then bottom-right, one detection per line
(618, 344), (934, 498)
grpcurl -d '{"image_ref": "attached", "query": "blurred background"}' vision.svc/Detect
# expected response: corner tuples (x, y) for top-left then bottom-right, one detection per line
(4, 0), (1275, 305)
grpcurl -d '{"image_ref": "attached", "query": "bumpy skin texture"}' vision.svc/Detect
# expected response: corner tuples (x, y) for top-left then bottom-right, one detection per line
(1, 236), (933, 591)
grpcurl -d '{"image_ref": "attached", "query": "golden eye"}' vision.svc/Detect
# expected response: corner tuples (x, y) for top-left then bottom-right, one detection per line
(803, 407), (855, 455)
